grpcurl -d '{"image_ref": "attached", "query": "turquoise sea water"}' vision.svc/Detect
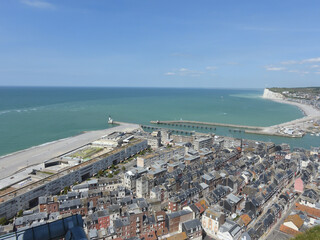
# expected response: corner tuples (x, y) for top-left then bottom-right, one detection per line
(0, 87), (319, 156)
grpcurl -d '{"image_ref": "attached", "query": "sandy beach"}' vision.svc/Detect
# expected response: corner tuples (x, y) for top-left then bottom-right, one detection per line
(260, 90), (320, 136)
(269, 98), (320, 118)
(0, 122), (141, 180)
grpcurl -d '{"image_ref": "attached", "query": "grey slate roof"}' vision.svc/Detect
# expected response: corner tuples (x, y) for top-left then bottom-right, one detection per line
(59, 199), (81, 209)
(182, 219), (202, 231)
(167, 209), (192, 219)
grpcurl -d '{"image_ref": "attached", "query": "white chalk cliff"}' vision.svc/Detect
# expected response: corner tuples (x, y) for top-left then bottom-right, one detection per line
(262, 88), (284, 100)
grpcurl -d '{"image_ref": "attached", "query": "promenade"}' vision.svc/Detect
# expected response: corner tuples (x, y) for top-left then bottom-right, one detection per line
(0, 122), (141, 180)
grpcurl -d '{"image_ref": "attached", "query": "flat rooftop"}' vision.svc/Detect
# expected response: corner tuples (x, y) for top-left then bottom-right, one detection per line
(0, 137), (144, 202)
(0, 123), (140, 180)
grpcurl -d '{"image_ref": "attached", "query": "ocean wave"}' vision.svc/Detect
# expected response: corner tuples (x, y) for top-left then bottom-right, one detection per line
(229, 93), (262, 99)
(0, 107), (39, 116)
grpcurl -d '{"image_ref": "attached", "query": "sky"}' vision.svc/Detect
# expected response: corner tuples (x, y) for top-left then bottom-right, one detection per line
(0, 0), (320, 88)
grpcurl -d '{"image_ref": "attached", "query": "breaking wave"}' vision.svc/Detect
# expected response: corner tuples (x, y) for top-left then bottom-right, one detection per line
(0, 107), (40, 116)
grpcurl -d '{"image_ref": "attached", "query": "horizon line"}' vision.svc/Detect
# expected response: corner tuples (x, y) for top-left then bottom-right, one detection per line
(0, 85), (279, 91)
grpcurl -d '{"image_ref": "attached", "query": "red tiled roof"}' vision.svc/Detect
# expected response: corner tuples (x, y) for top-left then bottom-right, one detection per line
(295, 203), (320, 218)
(198, 199), (208, 210)
(280, 224), (301, 236)
(239, 214), (252, 226)
(284, 214), (304, 229)
(195, 202), (205, 214)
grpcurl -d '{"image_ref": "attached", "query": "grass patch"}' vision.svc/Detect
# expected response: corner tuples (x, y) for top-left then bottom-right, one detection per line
(69, 147), (103, 159)
(38, 171), (54, 175)
(0, 186), (10, 191)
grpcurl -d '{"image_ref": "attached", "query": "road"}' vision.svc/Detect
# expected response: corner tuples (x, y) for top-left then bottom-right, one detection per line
(261, 177), (299, 240)
(263, 197), (299, 240)
(0, 122), (140, 180)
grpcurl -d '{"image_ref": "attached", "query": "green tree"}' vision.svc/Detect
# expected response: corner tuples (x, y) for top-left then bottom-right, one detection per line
(17, 210), (23, 217)
(97, 170), (104, 177)
(108, 173), (113, 178)
(0, 217), (8, 226)
(292, 225), (320, 240)
(63, 186), (69, 195)
(122, 166), (126, 172)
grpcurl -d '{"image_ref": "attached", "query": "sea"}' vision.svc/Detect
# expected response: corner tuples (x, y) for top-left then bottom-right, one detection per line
(0, 87), (319, 157)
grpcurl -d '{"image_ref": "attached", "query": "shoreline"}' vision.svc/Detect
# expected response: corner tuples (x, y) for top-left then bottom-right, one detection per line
(265, 97), (320, 119)
(260, 93), (320, 137)
(1, 91), (318, 160)
(0, 122), (139, 180)
(262, 88), (320, 119)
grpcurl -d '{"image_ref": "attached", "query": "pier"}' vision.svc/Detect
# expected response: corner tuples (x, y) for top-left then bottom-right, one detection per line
(140, 125), (196, 135)
(150, 120), (264, 131)
(150, 120), (305, 138)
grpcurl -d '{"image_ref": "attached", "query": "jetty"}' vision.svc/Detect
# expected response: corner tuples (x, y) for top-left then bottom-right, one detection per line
(150, 120), (264, 131)
(150, 120), (306, 138)
(140, 124), (196, 135)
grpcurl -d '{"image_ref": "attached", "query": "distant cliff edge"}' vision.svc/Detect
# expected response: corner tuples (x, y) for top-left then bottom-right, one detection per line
(262, 88), (284, 99)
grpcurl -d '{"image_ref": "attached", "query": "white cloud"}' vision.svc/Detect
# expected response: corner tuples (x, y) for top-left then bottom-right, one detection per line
(281, 60), (298, 65)
(287, 70), (309, 74)
(164, 68), (204, 77)
(21, 0), (55, 9)
(280, 57), (320, 65)
(265, 66), (285, 71)
(301, 57), (320, 63)
(206, 66), (217, 70)
(267, 58), (320, 75)
(164, 72), (175, 76)
(315, 72), (320, 75)
(310, 65), (320, 68)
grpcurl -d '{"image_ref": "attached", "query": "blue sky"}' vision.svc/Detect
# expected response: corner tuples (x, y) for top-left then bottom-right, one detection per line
(0, 0), (320, 88)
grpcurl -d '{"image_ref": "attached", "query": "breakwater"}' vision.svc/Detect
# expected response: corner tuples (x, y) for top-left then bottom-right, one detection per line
(150, 120), (264, 131)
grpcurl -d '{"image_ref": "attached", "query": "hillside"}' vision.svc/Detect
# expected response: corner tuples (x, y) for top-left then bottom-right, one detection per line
(269, 87), (320, 95)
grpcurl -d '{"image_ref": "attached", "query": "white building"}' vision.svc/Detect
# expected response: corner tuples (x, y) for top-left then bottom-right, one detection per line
(217, 219), (242, 240)
(202, 207), (225, 237)
(0, 139), (147, 219)
(136, 146), (184, 168)
(194, 137), (213, 151)
(123, 167), (148, 191)
(136, 175), (149, 198)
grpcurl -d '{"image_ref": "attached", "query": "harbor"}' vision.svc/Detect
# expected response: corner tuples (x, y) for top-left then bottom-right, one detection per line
(150, 118), (320, 138)
(150, 120), (263, 130)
